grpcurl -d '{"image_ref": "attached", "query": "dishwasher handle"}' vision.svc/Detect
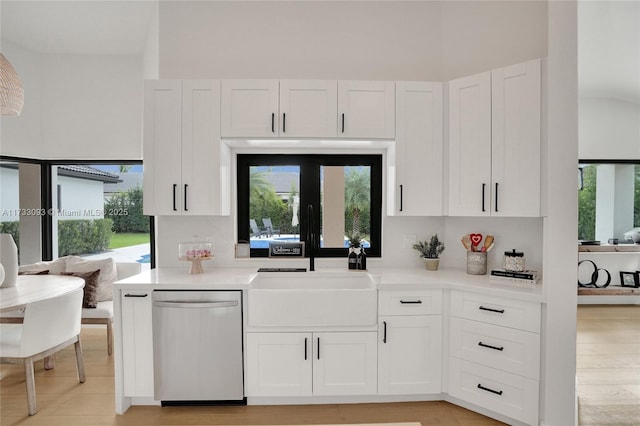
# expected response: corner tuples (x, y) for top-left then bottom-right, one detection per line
(153, 300), (239, 309)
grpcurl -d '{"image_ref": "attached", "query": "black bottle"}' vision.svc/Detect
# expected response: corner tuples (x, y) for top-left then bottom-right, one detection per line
(348, 249), (358, 270)
(357, 247), (367, 270)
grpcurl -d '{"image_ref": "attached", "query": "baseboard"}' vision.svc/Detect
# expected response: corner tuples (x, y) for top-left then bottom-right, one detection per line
(577, 295), (640, 304)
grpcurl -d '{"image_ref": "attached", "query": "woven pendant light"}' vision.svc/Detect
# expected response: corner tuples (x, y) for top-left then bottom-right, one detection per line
(0, 53), (24, 116)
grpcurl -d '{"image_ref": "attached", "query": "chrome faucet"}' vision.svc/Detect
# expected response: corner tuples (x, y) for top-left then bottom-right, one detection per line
(307, 204), (315, 271)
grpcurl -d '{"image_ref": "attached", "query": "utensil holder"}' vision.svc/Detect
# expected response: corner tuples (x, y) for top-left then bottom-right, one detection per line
(467, 251), (487, 275)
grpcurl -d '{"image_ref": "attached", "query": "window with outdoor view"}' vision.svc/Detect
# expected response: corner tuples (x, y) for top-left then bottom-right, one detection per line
(578, 162), (640, 242)
(237, 155), (382, 258)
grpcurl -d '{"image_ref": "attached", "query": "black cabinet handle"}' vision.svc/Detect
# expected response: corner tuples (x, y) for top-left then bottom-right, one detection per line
(399, 184), (403, 212)
(341, 113), (345, 133)
(184, 184), (188, 211)
(317, 337), (320, 360)
(304, 337), (307, 360)
(282, 113), (286, 133)
(271, 113), (275, 133)
(478, 341), (504, 351)
(477, 383), (503, 396)
(481, 183), (486, 212)
(172, 184), (177, 211)
(400, 300), (422, 304)
(383, 321), (387, 344)
(479, 306), (505, 314)
(495, 182), (499, 212)
(124, 293), (148, 298)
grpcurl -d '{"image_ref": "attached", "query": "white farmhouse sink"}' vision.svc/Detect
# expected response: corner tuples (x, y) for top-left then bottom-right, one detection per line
(248, 272), (377, 327)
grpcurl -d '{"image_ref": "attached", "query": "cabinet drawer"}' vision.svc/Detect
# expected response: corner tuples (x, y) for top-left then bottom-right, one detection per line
(379, 289), (442, 315)
(450, 317), (540, 379)
(449, 357), (539, 426)
(450, 290), (540, 332)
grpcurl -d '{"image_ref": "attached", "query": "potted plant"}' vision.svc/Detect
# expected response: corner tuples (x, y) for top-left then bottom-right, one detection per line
(413, 234), (445, 271)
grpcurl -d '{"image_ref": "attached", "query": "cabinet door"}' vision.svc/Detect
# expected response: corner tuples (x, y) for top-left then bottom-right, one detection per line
(378, 315), (442, 395)
(313, 332), (377, 396)
(221, 80), (279, 137)
(143, 80), (182, 215)
(245, 332), (312, 397)
(279, 80), (337, 137)
(448, 72), (492, 216)
(121, 291), (154, 397)
(491, 59), (541, 217)
(393, 82), (443, 216)
(338, 81), (395, 139)
(181, 80), (224, 215)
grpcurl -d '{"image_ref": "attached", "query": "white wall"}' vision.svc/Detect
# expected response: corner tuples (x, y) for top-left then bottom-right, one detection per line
(159, 1), (444, 80)
(56, 175), (105, 220)
(0, 41), (43, 159)
(579, 97), (640, 159)
(0, 45), (144, 160)
(441, 1), (548, 80)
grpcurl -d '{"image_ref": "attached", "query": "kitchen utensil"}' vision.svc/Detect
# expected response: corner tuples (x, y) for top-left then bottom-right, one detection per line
(483, 235), (494, 250)
(461, 236), (471, 251)
(462, 234), (471, 250)
(470, 233), (483, 251)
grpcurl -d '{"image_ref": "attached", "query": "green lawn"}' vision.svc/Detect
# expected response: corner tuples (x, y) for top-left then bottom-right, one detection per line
(109, 233), (150, 249)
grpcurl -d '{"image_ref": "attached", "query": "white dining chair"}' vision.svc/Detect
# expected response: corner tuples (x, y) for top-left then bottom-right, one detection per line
(0, 287), (85, 415)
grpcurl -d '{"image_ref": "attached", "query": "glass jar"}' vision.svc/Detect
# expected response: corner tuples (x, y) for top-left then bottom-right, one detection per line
(503, 249), (525, 271)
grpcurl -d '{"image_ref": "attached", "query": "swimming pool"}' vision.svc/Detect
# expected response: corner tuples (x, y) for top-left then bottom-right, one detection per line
(250, 237), (370, 249)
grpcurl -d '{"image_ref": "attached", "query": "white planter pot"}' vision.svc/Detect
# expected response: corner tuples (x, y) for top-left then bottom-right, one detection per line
(0, 233), (19, 288)
(424, 258), (440, 271)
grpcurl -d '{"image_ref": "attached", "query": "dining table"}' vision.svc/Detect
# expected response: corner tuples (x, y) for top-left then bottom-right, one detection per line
(0, 274), (85, 368)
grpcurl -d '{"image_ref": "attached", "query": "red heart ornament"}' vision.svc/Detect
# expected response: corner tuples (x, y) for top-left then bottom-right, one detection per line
(470, 233), (483, 246)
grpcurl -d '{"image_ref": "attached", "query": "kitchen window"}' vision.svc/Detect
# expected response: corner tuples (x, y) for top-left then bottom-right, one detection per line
(237, 154), (382, 258)
(578, 161), (640, 242)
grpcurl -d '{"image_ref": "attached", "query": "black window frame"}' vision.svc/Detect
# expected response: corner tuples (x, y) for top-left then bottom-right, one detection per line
(237, 154), (382, 258)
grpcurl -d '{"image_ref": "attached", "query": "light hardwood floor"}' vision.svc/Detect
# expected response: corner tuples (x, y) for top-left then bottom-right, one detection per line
(576, 304), (640, 426)
(2, 305), (638, 425)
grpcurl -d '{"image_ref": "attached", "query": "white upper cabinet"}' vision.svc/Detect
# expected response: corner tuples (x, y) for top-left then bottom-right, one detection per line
(338, 80), (395, 139)
(280, 80), (338, 137)
(391, 81), (443, 216)
(221, 79), (336, 138)
(491, 60), (541, 217)
(448, 59), (541, 217)
(144, 80), (227, 216)
(448, 72), (493, 216)
(221, 79), (279, 137)
(221, 79), (394, 139)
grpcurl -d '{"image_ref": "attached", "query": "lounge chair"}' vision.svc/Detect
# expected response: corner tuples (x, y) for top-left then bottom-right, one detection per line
(262, 218), (280, 236)
(250, 219), (266, 238)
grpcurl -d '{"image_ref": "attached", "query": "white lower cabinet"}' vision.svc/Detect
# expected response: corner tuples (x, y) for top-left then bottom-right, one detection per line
(448, 290), (541, 425)
(120, 291), (154, 397)
(449, 358), (539, 426)
(378, 315), (442, 394)
(377, 289), (443, 395)
(246, 331), (377, 397)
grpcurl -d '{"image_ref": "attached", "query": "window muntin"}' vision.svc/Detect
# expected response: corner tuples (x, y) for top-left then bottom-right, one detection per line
(237, 154), (382, 258)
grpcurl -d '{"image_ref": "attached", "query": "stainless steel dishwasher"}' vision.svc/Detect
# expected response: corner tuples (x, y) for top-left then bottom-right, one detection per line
(152, 290), (244, 405)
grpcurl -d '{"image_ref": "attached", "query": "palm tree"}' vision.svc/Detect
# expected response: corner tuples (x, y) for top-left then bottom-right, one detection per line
(119, 165), (132, 173)
(345, 167), (370, 238)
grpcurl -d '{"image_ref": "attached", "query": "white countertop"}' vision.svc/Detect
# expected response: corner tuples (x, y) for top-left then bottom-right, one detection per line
(115, 267), (545, 302)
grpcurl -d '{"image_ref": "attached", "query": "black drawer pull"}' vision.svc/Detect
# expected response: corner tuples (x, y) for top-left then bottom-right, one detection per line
(477, 383), (503, 396)
(184, 184), (188, 211)
(383, 321), (387, 344)
(400, 300), (422, 304)
(282, 113), (286, 133)
(304, 337), (307, 360)
(478, 341), (504, 351)
(124, 294), (148, 298)
(317, 337), (320, 360)
(271, 113), (275, 133)
(479, 306), (504, 314)
(341, 113), (345, 133)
